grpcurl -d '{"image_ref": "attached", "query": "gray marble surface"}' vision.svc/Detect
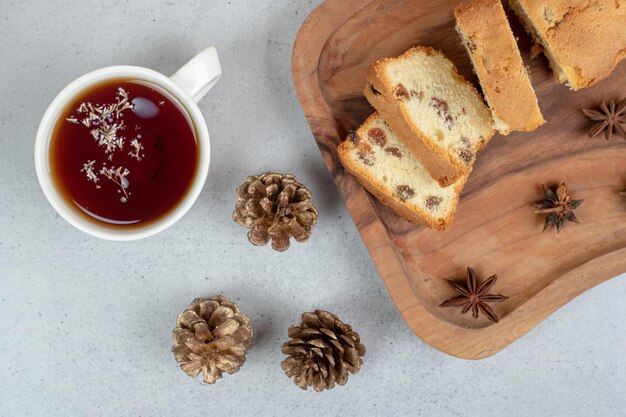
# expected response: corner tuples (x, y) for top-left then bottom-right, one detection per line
(1, 1), (625, 416)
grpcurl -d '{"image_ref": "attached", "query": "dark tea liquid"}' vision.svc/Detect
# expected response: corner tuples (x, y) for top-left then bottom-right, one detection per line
(50, 79), (198, 227)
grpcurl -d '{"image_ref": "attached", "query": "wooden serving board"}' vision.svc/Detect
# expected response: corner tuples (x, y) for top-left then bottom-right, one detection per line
(293, 0), (626, 359)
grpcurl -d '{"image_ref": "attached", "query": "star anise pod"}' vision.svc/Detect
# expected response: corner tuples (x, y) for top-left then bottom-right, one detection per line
(439, 267), (508, 323)
(582, 98), (626, 140)
(533, 183), (583, 233)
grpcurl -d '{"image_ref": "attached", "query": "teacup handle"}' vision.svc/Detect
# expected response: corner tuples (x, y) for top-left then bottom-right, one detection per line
(170, 47), (222, 103)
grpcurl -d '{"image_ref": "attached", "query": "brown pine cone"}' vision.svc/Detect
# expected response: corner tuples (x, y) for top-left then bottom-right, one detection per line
(233, 172), (318, 252)
(281, 310), (366, 392)
(171, 296), (253, 384)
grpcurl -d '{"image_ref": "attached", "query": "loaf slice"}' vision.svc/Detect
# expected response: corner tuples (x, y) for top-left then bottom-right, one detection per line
(509, 0), (626, 90)
(455, 0), (545, 135)
(365, 46), (494, 188)
(337, 113), (468, 230)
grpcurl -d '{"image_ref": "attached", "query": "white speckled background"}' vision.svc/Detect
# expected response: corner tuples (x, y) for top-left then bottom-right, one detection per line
(1, 1), (625, 416)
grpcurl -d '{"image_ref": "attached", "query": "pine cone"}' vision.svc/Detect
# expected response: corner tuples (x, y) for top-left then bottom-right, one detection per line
(171, 296), (253, 384)
(281, 310), (366, 392)
(233, 172), (318, 252)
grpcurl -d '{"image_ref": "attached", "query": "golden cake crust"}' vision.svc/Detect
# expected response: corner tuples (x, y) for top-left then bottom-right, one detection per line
(365, 46), (494, 188)
(509, 0), (626, 90)
(455, 0), (545, 134)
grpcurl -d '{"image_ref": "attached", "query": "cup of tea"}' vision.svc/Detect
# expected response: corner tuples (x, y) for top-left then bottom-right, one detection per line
(34, 47), (221, 241)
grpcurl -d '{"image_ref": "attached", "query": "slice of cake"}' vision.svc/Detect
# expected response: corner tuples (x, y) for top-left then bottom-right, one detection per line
(455, 0), (545, 135)
(364, 46), (495, 188)
(337, 113), (468, 230)
(508, 0), (626, 90)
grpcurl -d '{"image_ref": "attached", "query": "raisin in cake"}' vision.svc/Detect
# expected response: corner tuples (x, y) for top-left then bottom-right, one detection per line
(455, 0), (545, 135)
(364, 46), (494, 188)
(509, 0), (626, 90)
(337, 113), (468, 230)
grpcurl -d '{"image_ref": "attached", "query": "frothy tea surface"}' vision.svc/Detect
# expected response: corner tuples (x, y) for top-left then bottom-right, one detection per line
(50, 79), (198, 226)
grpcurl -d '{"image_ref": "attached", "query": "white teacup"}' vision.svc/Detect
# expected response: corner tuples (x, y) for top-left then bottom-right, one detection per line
(34, 47), (221, 241)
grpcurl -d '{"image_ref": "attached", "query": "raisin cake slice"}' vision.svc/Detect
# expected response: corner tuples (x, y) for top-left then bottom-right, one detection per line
(509, 0), (626, 90)
(337, 113), (468, 230)
(365, 46), (494, 188)
(455, 0), (545, 135)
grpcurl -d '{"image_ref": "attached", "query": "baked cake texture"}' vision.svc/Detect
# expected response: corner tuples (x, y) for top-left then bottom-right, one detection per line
(364, 47), (495, 187)
(337, 113), (468, 230)
(455, 0), (545, 134)
(509, 0), (626, 90)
